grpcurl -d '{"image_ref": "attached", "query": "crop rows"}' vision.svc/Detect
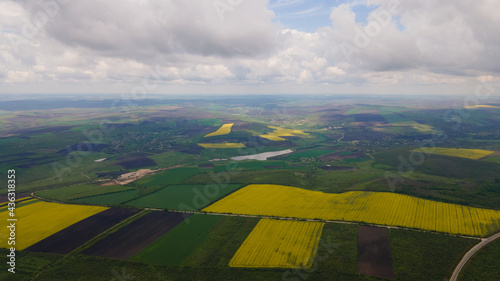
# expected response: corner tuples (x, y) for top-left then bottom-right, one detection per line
(229, 219), (324, 268)
(0, 201), (107, 249)
(203, 184), (500, 237)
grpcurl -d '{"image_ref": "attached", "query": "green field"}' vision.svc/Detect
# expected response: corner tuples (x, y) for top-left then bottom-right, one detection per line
(72, 189), (140, 205)
(132, 214), (223, 265)
(182, 216), (260, 267)
(125, 184), (243, 210)
(135, 167), (200, 186)
(0, 248), (61, 281)
(458, 239), (500, 281)
(285, 149), (335, 160)
(389, 229), (477, 281)
(36, 184), (133, 201)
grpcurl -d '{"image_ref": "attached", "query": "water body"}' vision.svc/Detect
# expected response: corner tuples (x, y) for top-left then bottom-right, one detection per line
(231, 149), (293, 161)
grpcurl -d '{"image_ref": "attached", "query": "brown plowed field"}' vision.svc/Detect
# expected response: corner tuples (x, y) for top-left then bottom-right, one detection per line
(25, 208), (140, 254)
(82, 211), (190, 259)
(358, 225), (395, 280)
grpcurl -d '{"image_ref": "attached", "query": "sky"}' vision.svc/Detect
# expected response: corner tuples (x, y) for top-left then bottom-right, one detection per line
(0, 0), (499, 96)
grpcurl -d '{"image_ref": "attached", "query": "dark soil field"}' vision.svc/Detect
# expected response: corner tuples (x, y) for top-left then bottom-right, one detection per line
(82, 211), (190, 259)
(358, 226), (395, 280)
(0, 192), (31, 203)
(26, 208), (140, 254)
(118, 156), (157, 169)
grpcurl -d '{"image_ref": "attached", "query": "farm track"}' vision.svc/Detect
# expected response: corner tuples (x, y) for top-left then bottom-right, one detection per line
(450, 232), (500, 281)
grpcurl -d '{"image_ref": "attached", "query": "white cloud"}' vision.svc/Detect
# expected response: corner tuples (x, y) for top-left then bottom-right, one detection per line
(0, 0), (499, 94)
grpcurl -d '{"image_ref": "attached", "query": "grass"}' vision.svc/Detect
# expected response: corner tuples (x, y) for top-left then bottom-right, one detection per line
(125, 184), (243, 210)
(35, 184), (133, 201)
(131, 214), (223, 265)
(389, 228), (478, 281)
(458, 238), (500, 281)
(72, 189), (140, 205)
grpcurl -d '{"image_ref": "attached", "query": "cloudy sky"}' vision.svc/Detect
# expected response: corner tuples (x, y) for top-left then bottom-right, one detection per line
(0, 0), (499, 95)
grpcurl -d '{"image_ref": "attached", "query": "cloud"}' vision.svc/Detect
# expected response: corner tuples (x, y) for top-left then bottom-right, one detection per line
(0, 0), (499, 94)
(18, 0), (277, 59)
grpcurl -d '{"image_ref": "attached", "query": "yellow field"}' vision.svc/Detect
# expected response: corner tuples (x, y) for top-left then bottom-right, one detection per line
(413, 147), (494, 159)
(204, 123), (234, 137)
(198, 143), (246, 148)
(203, 184), (500, 237)
(229, 219), (324, 268)
(464, 105), (500, 109)
(260, 126), (309, 141)
(0, 201), (107, 249)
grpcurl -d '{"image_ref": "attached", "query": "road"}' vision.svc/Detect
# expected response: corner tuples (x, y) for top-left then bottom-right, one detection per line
(450, 232), (500, 281)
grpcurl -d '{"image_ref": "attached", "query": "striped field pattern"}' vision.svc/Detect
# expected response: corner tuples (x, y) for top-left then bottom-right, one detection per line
(0, 201), (107, 250)
(229, 219), (324, 268)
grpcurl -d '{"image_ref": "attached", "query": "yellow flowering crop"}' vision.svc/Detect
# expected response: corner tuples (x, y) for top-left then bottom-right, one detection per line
(463, 105), (500, 109)
(229, 219), (324, 268)
(204, 123), (234, 137)
(413, 147), (494, 159)
(0, 201), (107, 250)
(203, 184), (500, 237)
(260, 126), (308, 141)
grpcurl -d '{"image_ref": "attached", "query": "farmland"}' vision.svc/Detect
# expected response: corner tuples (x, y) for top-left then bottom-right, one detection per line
(229, 219), (324, 268)
(35, 184), (133, 201)
(413, 147), (495, 159)
(198, 143), (246, 148)
(126, 184), (242, 210)
(1, 95), (500, 280)
(26, 208), (139, 254)
(82, 211), (188, 259)
(0, 201), (107, 249)
(203, 184), (500, 236)
(259, 126), (309, 141)
(132, 214), (223, 265)
(358, 226), (394, 279)
(204, 123), (234, 137)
